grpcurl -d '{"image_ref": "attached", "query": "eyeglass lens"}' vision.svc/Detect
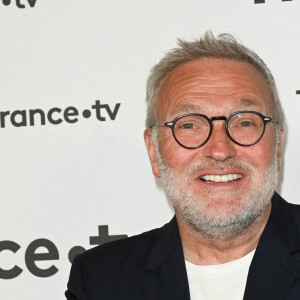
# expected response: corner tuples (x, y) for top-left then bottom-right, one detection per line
(173, 112), (265, 148)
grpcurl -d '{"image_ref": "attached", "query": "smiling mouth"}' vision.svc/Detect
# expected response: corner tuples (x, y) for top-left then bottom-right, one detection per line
(200, 174), (243, 183)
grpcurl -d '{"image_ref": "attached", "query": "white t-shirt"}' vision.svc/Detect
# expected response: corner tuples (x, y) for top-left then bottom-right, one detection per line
(185, 250), (255, 300)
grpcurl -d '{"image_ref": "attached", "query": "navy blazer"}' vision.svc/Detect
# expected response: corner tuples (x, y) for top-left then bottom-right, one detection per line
(66, 193), (300, 299)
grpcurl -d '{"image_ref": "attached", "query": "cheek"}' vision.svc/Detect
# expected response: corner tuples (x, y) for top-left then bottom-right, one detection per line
(239, 141), (276, 171)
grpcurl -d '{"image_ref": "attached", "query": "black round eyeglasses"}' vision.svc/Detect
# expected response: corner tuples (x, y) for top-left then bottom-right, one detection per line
(149, 110), (279, 149)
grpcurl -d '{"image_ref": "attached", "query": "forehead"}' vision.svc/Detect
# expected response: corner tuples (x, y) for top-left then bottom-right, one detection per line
(156, 58), (273, 119)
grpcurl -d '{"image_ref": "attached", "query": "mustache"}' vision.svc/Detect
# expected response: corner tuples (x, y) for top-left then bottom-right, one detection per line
(186, 159), (255, 177)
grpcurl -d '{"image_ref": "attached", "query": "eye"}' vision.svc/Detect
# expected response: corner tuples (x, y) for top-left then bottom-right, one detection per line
(175, 115), (208, 132)
(230, 115), (260, 128)
(240, 121), (253, 127)
(180, 123), (195, 129)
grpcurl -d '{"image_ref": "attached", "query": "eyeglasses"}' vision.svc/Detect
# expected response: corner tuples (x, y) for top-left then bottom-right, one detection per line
(149, 111), (279, 149)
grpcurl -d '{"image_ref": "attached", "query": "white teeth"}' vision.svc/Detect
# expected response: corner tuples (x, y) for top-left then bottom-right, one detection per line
(221, 175), (228, 182)
(200, 174), (242, 183)
(215, 175), (221, 182)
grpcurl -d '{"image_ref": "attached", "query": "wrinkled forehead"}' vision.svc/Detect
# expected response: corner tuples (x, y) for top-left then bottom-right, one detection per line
(156, 58), (273, 119)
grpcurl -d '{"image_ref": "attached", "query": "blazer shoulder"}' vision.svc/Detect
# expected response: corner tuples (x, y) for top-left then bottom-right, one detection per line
(75, 222), (167, 269)
(287, 202), (300, 226)
(66, 218), (179, 299)
(274, 192), (300, 218)
(273, 193), (300, 241)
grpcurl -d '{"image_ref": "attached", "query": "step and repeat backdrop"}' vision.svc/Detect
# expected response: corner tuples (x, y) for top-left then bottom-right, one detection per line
(1, 0), (299, 299)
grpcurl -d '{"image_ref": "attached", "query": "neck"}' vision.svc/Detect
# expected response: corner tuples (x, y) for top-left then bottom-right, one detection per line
(177, 203), (271, 265)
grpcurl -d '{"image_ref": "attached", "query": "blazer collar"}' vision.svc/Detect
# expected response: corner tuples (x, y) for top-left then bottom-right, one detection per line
(142, 216), (190, 299)
(244, 192), (300, 300)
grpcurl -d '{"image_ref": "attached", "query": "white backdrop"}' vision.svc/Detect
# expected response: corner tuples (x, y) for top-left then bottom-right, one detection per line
(1, 0), (300, 299)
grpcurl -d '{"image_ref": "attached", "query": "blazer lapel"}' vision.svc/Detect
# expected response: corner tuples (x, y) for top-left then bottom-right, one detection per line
(142, 217), (190, 300)
(244, 193), (300, 300)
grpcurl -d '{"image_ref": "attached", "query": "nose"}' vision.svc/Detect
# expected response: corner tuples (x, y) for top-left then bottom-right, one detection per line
(203, 121), (237, 161)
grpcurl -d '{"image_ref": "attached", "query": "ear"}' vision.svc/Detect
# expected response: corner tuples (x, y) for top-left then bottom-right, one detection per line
(144, 128), (161, 178)
(276, 127), (284, 170)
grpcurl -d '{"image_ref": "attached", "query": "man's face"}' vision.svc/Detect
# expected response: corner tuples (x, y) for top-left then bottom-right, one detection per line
(145, 58), (283, 239)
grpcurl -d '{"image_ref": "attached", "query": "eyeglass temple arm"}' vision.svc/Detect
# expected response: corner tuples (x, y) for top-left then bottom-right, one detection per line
(264, 117), (279, 125)
(149, 122), (173, 128)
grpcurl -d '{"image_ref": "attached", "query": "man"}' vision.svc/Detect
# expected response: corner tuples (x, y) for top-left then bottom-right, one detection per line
(66, 32), (300, 299)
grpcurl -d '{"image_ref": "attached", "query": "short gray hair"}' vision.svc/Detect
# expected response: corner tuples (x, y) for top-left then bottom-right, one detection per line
(146, 31), (285, 131)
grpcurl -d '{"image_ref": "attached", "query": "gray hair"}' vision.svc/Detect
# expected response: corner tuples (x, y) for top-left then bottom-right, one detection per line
(146, 31), (285, 133)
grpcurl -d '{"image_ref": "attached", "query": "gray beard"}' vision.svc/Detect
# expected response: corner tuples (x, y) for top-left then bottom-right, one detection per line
(157, 152), (279, 242)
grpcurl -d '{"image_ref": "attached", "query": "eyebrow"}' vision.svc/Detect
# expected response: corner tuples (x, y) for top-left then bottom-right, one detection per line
(238, 98), (263, 109)
(170, 104), (204, 116)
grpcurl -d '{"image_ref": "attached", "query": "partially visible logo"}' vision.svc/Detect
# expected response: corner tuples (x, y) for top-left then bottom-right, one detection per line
(0, 100), (121, 129)
(2, 0), (37, 8)
(254, 0), (292, 3)
(0, 225), (128, 279)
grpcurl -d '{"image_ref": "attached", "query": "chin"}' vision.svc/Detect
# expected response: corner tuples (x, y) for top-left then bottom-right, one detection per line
(204, 200), (245, 220)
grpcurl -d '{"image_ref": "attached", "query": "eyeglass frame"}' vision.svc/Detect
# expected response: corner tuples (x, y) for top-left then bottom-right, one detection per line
(149, 110), (279, 149)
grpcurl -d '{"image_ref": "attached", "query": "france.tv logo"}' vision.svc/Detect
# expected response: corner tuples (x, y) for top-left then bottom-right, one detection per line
(2, 0), (37, 8)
